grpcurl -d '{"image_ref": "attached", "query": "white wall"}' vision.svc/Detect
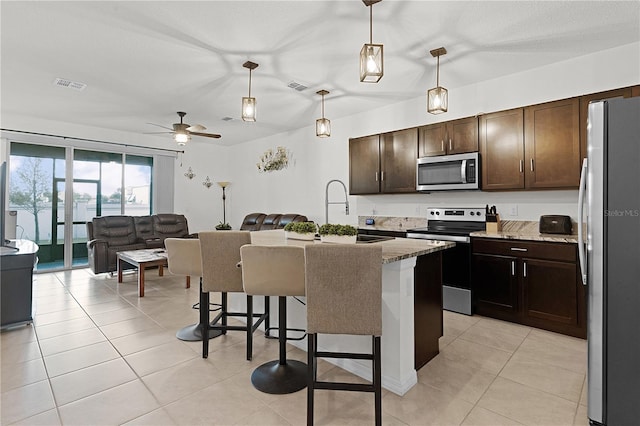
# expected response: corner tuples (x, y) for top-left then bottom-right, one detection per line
(222, 42), (640, 228)
(2, 43), (639, 232)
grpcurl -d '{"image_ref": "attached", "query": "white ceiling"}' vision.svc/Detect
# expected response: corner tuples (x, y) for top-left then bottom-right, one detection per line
(2, 1), (639, 147)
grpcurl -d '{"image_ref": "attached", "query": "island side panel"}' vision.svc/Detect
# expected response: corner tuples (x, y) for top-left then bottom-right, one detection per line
(414, 252), (443, 369)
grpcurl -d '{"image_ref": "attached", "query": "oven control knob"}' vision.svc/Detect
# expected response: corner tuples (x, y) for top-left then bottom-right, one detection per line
(470, 212), (475, 216)
(436, 211), (440, 215)
(430, 211), (434, 215)
(477, 211), (482, 216)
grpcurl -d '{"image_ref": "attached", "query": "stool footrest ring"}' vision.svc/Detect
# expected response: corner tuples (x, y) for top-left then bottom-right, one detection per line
(265, 327), (307, 341)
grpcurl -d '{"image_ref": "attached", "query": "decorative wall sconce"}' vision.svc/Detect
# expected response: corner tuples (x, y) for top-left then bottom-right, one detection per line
(203, 176), (213, 188)
(316, 90), (331, 138)
(242, 61), (259, 122)
(427, 47), (449, 114)
(359, 0), (383, 83)
(184, 167), (196, 180)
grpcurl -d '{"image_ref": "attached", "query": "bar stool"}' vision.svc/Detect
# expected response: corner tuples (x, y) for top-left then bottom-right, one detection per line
(240, 244), (307, 394)
(164, 238), (221, 341)
(198, 231), (269, 360)
(304, 244), (383, 426)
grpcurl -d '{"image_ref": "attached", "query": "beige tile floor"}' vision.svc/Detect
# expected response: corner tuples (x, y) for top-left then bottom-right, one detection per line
(1, 269), (589, 425)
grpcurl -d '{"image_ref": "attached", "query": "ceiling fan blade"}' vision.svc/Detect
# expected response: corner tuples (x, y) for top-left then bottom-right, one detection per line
(143, 131), (173, 135)
(146, 122), (174, 131)
(190, 131), (221, 139)
(187, 124), (206, 132)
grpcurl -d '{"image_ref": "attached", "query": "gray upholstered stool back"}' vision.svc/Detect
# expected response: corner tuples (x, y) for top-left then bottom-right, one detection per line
(305, 244), (382, 336)
(199, 231), (251, 293)
(240, 244), (308, 394)
(165, 238), (202, 278)
(240, 245), (305, 297)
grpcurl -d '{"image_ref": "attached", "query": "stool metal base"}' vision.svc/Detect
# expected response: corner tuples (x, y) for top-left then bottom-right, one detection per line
(176, 323), (223, 341)
(250, 359), (307, 394)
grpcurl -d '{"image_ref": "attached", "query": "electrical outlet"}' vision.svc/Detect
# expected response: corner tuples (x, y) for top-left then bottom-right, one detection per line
(509, 205), (518, 216)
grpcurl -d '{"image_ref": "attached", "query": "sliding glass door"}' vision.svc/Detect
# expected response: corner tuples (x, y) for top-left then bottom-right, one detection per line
(8, 142), (154, 271)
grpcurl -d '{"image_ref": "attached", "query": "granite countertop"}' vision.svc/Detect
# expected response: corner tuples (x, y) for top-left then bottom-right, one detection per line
(470, 220), (579, 244)
(250, 230), (454, 264)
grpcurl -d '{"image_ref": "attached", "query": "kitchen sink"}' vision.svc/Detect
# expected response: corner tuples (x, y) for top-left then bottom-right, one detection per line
(355, 234), (394, 243)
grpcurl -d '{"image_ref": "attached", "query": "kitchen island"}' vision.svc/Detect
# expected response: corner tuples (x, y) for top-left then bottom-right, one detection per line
(227, 230), (454, 396)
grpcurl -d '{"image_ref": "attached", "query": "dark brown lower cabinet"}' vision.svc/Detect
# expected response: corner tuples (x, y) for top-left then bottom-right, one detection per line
(473, 253), (519, 322)
(472, 238), (586, 339)
(414, 252), (443, 369)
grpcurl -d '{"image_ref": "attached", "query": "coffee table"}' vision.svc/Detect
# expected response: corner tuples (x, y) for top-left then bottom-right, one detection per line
(117, 248), (190, 297)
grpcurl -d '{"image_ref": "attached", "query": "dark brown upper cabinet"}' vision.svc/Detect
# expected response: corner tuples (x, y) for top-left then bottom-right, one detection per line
(524, 97), (580, 189)
(349, 128), (417, 195)
(419, 117), (478, 157)
(480, 99), (581, 190)
(479, 108), (525, 191)
(349, 134), (381, 195)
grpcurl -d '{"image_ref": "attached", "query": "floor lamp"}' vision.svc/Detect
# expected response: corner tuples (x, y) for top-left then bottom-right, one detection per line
(217, 181), (230, 224)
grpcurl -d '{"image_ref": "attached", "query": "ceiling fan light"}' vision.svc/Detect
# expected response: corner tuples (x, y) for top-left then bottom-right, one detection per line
(427, 86), (448, 114)
(316, 118), (331, 138)
(242, 96), (256, 122)
(360, 43), (383, 83)
(174, 131), (190, 145)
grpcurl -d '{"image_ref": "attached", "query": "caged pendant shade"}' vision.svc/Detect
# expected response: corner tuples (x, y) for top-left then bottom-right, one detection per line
(316, 90), (331, 138)
(427, 47), (448, 114)
(359, 0), (383, 83)
(242, 61), (259, 121)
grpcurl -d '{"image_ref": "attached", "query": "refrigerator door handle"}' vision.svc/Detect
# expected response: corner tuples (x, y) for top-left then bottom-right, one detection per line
(578, 158), (588, 285)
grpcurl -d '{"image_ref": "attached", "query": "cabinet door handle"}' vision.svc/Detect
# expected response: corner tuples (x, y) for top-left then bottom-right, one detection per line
(510, 247), (528, 252)
(530, 159), (535, 172)
(375, 171), (378, 182)
(519, 159), (523, 173)
(449, 139), (453, 151)
(441, 140), (444, 152)
(523, 261), (527, 277)
(381, 171), (385, 181)
(511, 260), (516, 276)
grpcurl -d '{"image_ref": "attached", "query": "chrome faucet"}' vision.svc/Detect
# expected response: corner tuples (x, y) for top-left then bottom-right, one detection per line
(325, 179), (350, 224)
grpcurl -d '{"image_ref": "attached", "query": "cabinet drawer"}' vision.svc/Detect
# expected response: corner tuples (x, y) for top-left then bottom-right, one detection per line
(472, 238), (576, 262)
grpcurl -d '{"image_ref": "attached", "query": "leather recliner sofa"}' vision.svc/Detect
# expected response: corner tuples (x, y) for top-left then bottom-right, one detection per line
(239, 213), (309, 231)
(87, 213), (194, 274)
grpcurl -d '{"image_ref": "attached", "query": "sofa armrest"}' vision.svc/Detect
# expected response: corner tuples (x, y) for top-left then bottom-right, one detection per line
(87, 239), (110, 274)
(87, 238), (108, 250)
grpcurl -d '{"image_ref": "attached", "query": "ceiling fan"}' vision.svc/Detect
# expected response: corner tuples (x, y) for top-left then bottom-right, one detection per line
(146, 111), (221, 145)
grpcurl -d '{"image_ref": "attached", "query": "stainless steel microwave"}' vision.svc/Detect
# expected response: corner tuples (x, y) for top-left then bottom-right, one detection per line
(416, 152), (480, 191)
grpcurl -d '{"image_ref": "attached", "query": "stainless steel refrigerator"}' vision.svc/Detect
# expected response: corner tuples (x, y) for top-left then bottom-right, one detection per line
(579, 96), (640, 426)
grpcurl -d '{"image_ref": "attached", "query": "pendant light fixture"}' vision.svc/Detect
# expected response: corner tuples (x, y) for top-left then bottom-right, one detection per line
(359, 0), (383, 83)
(242, 61), (259, 122)
(316, 90), (331, 138)
(427, 47), (448, 114)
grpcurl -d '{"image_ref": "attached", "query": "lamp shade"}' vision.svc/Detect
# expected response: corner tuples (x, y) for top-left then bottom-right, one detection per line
(242, 97), (256, 122)
(174, 131), (190, 145)
(360, 43), (383, 83)
(316, 118), (331, 138)
(427, 86), (448, 114)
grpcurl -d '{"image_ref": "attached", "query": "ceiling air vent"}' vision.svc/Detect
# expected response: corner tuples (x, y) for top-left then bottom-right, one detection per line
(287, 81), (308, 92)
(221, 117), (234, 122)
(53, 78), (87, 91)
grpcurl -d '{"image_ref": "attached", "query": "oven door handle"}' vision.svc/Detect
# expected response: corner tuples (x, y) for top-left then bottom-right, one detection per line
(406, 233), (470, 243)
